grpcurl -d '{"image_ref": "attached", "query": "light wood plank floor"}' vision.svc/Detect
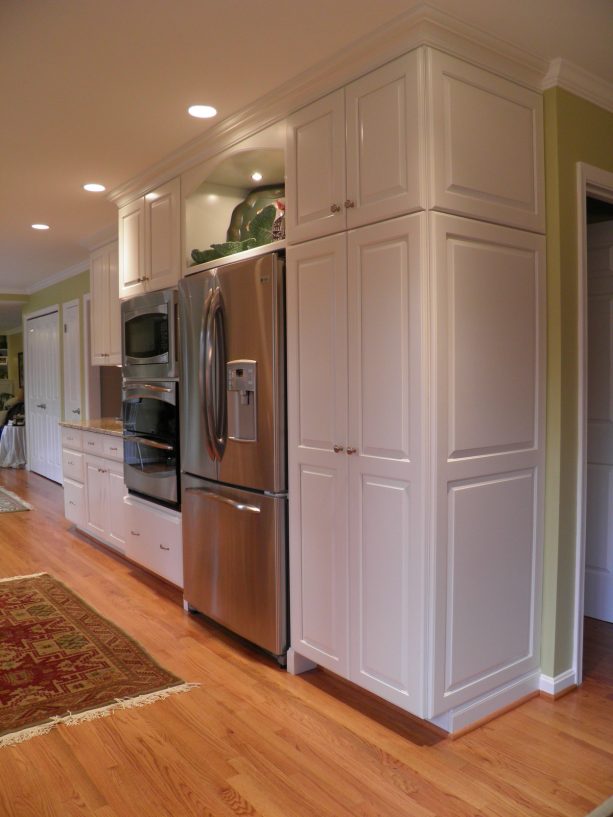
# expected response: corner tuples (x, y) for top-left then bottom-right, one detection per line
(0, 469), (611, 817)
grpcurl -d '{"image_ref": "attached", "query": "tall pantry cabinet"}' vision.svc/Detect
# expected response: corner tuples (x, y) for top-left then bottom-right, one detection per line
(286, 45), (546, 728)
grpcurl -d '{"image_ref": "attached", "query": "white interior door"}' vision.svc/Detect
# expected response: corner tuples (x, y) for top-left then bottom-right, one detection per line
(25, 309), (62, 483)
(585, 219), (613, 622)
(62, 300), (82, 422)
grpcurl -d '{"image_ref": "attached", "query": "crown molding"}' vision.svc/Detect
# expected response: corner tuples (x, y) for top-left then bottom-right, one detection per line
(27, 257), (89, 295)
(543, 58), (613, 114)
(80, 222), (118, 252)
(108, 3), (547, 208)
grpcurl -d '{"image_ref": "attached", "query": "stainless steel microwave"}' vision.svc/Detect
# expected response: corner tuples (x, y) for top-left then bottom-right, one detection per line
(121, 288), (178, 380)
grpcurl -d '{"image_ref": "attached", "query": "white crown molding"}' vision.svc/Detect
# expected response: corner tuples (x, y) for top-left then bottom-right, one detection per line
(27, 257), (89, 295)
(80, 222), (118, 252)
(109, 3), (547, 208)
(543, 57), (613, 114)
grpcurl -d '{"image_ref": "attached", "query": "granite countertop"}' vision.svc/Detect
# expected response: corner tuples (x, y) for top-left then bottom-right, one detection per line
(59, 417), (123, 437)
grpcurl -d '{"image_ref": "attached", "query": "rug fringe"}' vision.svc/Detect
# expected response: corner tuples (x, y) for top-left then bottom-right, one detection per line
(0, 572), (47, 584)
(0, 683), (199, 749)
(0, 488), (32, 510)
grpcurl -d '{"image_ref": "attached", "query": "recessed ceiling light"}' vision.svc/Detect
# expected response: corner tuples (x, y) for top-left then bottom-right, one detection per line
(188, 104), (217, 119)
(83, 183), (106, 192)
(251, 171), (263, 182)
(31, 223), (49, 230)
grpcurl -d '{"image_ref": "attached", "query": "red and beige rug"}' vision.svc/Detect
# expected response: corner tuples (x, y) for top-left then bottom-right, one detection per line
(0, 572), (195, 747)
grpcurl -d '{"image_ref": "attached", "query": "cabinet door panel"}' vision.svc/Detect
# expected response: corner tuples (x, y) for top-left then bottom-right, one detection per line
(118, 198), (145, 298)
(286, 90), (346, 243)
(64, 477), (85, 528)
(85, 458), (108, 539)
(346, 50), (424, 229)
(146, 178), (181, 291)
(107, 467), (126, 552)
(107, 241), (121, 363)
(90, 247), (110, 365)
(428, 50), (545, 232)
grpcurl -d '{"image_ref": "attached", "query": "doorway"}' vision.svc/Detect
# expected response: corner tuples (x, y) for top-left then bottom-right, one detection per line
(577, 164), (613, 685)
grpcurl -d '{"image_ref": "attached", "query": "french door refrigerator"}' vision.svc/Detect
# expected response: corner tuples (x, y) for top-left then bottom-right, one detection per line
(179, 250), (287, 659)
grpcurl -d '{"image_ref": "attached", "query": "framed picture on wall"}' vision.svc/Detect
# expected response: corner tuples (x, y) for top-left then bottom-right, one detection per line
(18, 352), (23, 388)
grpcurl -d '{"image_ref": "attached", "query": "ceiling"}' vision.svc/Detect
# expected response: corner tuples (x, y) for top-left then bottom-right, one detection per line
(1, 0), (612, 295)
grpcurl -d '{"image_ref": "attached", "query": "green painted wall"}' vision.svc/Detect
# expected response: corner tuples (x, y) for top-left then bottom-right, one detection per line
(23, 270), (90, 416)
(542, 88), (613, 677)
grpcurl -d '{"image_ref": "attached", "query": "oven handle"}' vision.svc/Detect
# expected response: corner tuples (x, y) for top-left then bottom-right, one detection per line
(128, 436), (175, 452)
(185, 487), (260, 514)
(140, 384), (173, 393)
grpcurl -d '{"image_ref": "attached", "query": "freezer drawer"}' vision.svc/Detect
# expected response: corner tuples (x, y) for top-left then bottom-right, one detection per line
(182, 474), (287, 657)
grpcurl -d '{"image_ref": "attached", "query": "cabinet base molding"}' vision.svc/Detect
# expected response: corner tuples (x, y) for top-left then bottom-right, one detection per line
(539, 668), (577, 699)
(431, 670), (541, 737)
(286, 648), (318, 675)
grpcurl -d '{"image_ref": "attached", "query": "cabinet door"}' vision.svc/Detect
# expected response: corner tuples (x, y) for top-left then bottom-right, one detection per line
(64, 477), (86, 528)
(145, 178), (181, 292)
(345, 51), (424, 230)
(427, 50), (545, 232)
(285, 89), (346, 244)
(287, 234), (350, 674)
(106, 241), (121, 364)
(107, 463), (126, 552)
(90, 246), (110, 365)
(118, 197), (146, 299)
(85, 457), (109, 540)
(429, 213), (545, 716)
(346, 214), (425, 715)
(125, 499), (183, 586)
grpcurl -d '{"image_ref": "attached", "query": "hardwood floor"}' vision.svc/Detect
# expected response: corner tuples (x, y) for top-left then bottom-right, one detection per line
(0, 469), (611, 817)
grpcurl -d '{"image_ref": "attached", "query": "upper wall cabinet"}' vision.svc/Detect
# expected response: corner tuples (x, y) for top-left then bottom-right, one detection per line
(118, 177), (181, 299)
(90, 240), (120, 366)
(285, 51), (425, 244)
(427, 50), (545, 233)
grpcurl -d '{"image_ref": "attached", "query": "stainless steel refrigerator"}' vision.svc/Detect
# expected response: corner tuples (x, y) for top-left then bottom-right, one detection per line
(179, 250), (287, 659)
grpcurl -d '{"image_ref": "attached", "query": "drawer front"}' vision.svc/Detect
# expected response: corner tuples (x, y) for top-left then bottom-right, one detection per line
(83, 431), (105, 456)
(125, 500), (183, 587)
(62, 448), (84, 483)
(103, 435), (124, 461)
(61, 427), (83, 451)
(64, 478), (86, 528)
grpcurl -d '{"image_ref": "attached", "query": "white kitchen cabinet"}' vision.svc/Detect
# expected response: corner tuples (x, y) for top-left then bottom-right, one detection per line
(427, 50), (545, 232)
(429, 213), (545, 716)
(90, 240), (121, 365)
(286, 51), (424, 244)
(287, 213), (426, 714)
(118, 178), (180, 299)
(124, 495), (183, 587)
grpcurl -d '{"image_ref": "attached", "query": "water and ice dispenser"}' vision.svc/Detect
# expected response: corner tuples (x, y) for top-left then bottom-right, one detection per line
(226, 360), (257, 441)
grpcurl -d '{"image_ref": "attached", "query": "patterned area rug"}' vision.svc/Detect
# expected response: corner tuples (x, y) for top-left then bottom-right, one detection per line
(0, 487), (31, 513)
(0, 573), (195, 747)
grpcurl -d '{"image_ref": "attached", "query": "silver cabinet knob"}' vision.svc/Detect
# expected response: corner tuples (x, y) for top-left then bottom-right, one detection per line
(130, 530), (140, 536)
(330, 203), (342, 213)
(72, 408), (81, 415)
(344, 200), (355, 209)
(159, 544), (170, 551)
(333, 445), (344, 453)
(346, 447), (357, 455)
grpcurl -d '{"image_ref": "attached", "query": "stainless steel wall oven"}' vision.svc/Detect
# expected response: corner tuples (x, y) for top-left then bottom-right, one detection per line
(122, 380), (180, 508)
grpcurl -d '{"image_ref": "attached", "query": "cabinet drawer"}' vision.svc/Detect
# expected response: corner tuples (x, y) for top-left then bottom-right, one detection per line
(102, 435), (124, 461)
(83, 431), (105, 456)
(61, 427), (83, 451)
(62, 448), (84, 483)
(64, 478), (86, 528)
(125, 499), (183, 587)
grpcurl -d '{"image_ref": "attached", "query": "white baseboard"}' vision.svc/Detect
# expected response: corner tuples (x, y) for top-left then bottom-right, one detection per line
(430, 670), (541, 734)
(539, 668), (577, 697)
(286, 648), (317, 675)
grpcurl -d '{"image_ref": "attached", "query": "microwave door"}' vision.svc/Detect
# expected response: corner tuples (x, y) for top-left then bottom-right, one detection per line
(179, 271), (218, 482)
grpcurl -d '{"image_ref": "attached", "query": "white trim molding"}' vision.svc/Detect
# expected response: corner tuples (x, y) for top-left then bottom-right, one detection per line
(543, 58), (613, 115)
(539, 669), (577, 697)
(28, 258), (89, 295)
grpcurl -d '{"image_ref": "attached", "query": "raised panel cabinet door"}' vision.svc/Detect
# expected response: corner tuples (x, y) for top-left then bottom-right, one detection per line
(107, 241), (121, 363)
(118, 197), (146, 299)
(85, 458), (109, 541)
(285, 89), (346, 243)
(429, 213), (545, 716)
(345, 50), (425, 230)
(107, 466), (127, 552)
(145, 177), (181, 291)
(63, 477), (86, 528)
(346, 214), (426, 714)
(427, 49), (545, 233)
(90, 246), (110, 365)
(286, 235), (350, 674)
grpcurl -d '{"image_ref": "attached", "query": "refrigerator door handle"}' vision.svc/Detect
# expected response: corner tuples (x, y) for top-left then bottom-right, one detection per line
(201, 288), (217, 461)
(184, 486), (261, 514)
(207, 286), (227, 461)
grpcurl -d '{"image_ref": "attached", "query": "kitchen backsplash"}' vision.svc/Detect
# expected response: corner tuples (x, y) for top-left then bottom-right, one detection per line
(100, 366), (122, 418)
